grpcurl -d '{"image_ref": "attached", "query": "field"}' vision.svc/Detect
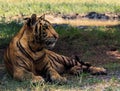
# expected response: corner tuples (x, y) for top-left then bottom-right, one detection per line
(0, 0), (120, 18)
(0, 0), (120, 91)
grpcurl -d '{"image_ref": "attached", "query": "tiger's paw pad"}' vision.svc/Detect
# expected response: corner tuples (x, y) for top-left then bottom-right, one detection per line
(90, 67), (107, 75)
(31, 76), (45, 86)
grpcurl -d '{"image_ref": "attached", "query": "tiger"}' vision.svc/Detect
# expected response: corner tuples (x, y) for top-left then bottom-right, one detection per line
(4, 14), (107, 84)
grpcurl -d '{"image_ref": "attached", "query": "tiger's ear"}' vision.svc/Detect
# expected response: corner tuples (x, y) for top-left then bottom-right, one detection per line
(25, 14), (37, 26)
(31, 14), (37, 25)
(39, 14), (45, 20)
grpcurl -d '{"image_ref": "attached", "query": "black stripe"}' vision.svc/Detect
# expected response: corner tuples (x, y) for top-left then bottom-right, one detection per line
(56, 55), (62, 64)
(28, 44), (36, 53)
(49, 61), (54, 69)
(69, 60), (73, 66)
(34, 53), (46, 64)
(17, 41), (34, 61)
(40, 25), (42, 38)
(16, 56), (30, 71)
(7, 47), (12, 64)
(49, 54), (62, 64)
(67, 58), (73, 67)
(71, 59), (74, 66)
(62, 56), (74, 67)
(28, 43), (43, 53)
(43, 62), (50, 72)
(75, 59), (78, 65)
(35, 24), (38, 34)
(48, 56), (59, 68)
(61, 56), (67, 66)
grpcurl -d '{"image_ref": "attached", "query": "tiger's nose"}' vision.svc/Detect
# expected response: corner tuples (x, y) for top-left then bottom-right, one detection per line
(46, 37), (57, 45)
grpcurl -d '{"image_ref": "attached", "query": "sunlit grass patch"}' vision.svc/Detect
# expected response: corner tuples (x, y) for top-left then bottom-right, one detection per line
(0, 0), (120, 17)
(67, 19), (120, 26)
(1, 72), (120, 91)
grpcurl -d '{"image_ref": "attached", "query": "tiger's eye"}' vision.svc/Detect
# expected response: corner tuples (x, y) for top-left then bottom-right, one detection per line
(45, 25), (48, 29)
(44, 24), (48, 29)
(43, 27), (46, 30)
(43, 26), (47, 30)
(43, 31), (47, 37)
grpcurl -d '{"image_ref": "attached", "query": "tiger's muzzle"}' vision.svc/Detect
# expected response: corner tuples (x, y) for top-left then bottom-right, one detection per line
(45, 37), (57, 49)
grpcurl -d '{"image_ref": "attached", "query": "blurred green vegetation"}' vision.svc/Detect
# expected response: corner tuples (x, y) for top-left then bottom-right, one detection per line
(0, 0), (120, 17)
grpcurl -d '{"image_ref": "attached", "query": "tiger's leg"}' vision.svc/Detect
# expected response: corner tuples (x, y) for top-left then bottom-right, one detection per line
(69, 64), (107, 75)
(73, 56), (107, 75)
(88, 66), (107, 75)
(46, 63), (67, 83)
(34, 58), (67, 83)
(70, 63), (107, 75)
(13, 67), (44, 83)
(69, 66), (83, 75)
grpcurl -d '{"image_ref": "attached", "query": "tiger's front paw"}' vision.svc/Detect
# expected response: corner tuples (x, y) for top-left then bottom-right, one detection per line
(69, 66), (82, 75)
(50, 75), (67, 84)
(89, 66), (107, 75)
(32, 76), (45, 86)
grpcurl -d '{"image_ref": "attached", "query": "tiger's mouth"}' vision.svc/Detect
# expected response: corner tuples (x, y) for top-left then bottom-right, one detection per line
(45, 38), (57, 49)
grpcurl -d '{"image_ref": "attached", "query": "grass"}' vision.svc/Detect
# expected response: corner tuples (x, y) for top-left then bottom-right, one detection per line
(0, 21), (21, 47)
(55, 25), (120, 51)
(0, 20), (120, 90)
(1, 21), (120, 90)
(1, 72), (120, 91)
(0, 0), (120, 90)
(0, 21), (120, 90)
(0, 72), (109, 91)
(0, 0), (120, 18)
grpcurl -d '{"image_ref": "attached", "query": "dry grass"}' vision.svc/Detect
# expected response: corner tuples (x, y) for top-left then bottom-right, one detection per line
(57, 19), (120, 26)
(45, 15), (120, 26)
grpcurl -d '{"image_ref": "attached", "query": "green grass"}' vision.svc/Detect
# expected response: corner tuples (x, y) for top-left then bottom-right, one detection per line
(0, 73), (105, 91)
(104, 62), (120, 70)
(0, 21), (21, 47)
(0, 0), (120, 90)
(0, 0), (120, 18)
(1, 72), (120, 91)
(55, 25), (120, 52)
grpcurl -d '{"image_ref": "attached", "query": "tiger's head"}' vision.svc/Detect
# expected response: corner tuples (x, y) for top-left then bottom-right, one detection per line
(25, 14), (59, 50)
